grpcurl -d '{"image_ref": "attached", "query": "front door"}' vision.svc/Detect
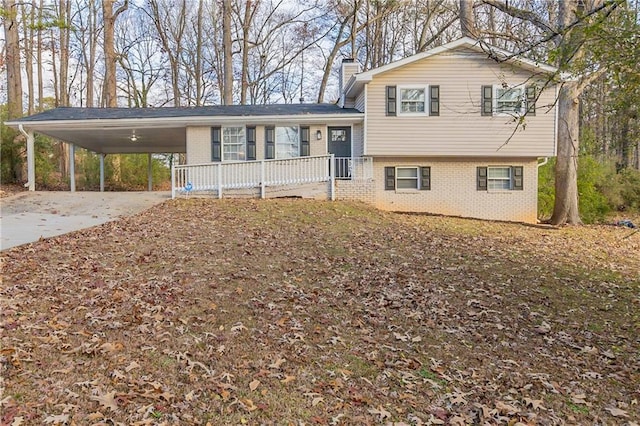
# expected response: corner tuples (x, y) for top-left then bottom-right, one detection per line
(328, 126), (351, 178)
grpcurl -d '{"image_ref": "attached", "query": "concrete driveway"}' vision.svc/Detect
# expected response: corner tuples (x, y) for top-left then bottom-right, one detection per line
(1, 191), (170, 250)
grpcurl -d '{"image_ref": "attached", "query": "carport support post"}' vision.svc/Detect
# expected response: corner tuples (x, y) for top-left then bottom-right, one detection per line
(18, 125), (35, 191)
(147, 153), (153, 191)
(99, 154), (105, 192)
(26, 130), (35, 191)
(69, 143), (76, 192)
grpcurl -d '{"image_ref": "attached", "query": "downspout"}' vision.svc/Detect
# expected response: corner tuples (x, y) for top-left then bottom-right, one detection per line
(18, 125), (36, 191)
(537, 157), (549, 168)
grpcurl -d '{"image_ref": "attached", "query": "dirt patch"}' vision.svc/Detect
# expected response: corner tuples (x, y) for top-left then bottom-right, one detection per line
(1, 199), (638, 425)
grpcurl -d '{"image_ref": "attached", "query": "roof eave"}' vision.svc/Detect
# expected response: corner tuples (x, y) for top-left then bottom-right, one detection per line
(5, 113), (365, 130)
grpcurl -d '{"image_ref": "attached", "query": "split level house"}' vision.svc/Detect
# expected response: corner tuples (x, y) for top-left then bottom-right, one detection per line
(7, 37), (560, 223)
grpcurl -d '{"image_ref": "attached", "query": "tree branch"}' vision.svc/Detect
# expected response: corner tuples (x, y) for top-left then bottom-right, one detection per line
(480, 0), (554, 33)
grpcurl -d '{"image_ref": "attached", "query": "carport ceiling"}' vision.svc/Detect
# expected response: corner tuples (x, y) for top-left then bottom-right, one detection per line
(35, 126), (186, 154)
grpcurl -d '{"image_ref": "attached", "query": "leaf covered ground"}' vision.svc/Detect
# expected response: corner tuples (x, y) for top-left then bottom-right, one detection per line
(1, 199), (639, 425)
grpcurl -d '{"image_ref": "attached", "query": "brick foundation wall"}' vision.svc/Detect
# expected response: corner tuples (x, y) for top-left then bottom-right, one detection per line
(372, 157), (539, 223)
(335, 179), (376, 205)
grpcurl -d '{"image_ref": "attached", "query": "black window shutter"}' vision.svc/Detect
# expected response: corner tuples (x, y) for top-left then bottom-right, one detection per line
(300, 126), (310, 157)
(211, 127), (221, 162)
(384, 167), (395, 190)
(526, 85), (536, 116)
(429, 86), (439, 116)
(512, 166), (524, 190)
(246, 126), (256, 161)
(386, 86), (396, 116)
(420, 166), (431, 190)
(477, 166), (488, 190)
(481, 85), (493, 116)
(265, 126), (275, 159)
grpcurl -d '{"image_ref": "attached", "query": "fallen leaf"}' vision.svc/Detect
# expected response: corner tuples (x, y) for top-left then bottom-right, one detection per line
(280, 375), (296, 384)
(90, 391), (118, 412)
(43, 413), (69, 424)
(368, 405), (391, 420)
(249, 379), (260, 391)
(605, 407), (628, 417)
(125, 361), (140, 372)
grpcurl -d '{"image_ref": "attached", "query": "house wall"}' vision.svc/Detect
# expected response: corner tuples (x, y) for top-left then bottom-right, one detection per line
(186, 127), (212, 164)
(364, 49), (557, 157)
(336, 157), (539, 223)
(353, 123), (364, 157)
(355, 90), (366, 112)
(186, 124), (339, 164)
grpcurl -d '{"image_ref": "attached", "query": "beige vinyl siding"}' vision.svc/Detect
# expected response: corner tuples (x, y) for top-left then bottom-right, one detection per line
(365, 50), (556, 157)
(355, 90), (365, 112)
(352, 123), (364, 157)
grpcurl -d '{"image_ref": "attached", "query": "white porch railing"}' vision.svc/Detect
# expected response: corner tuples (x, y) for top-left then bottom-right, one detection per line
(334, 157), (373, 180)
(172, 155), (332, 199)
(171, 155), (374, 199)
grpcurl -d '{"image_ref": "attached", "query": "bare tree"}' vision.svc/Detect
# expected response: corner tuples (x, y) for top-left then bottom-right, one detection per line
(222, 0), (233, 105)
(460, 0), (477, 37)
(103, 0), (128, 107)
(145, 0), (187, 106)
(4, 0), (23, 119)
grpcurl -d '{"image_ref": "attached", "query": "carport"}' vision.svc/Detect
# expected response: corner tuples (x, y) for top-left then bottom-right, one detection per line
(6, 107), (188, 192)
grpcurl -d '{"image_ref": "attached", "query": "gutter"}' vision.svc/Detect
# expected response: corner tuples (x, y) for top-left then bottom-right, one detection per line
(5, 113), (365, 130)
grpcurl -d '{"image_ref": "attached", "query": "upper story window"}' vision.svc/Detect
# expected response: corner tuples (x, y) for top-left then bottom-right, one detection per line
(495, 86), (524, 115)
(386, 85), (439, 117)
(399, 87), (427, 114)
(482, 84), (537, 117)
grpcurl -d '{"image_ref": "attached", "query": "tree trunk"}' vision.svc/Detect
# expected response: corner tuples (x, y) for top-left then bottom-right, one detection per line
(103, 0), (128, 108)
(240, 0), (252, 105)
(4, 0), (23, 119)
(22, 2), (35, 115)
(222, 0), (233, 105)
(460, 0), (477, 38)
(58, 0), (70, 107)
(550, 82), (582, 225)
(37, 0), (44, 111)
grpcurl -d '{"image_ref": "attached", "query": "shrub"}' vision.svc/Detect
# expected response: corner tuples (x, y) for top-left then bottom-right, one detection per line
(538, 156), (613, 224)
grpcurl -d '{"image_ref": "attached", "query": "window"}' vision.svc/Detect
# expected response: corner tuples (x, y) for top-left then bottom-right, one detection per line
(384, 166), (431, 191)
(399, 87), (427, 114)
(397, 167), (419, 189)
(222, 127), (246, 161)
(477, 166), (523, 191)
(275, 126), (300, 159)
(387, 86), (439, 117)
(266, 126), (301, 159)
(495, 86), (524, 115)
(487, 166), (512, 190)
(482, 84), (537, 116)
